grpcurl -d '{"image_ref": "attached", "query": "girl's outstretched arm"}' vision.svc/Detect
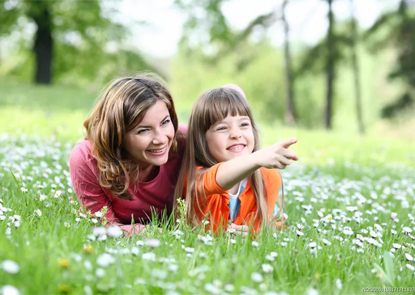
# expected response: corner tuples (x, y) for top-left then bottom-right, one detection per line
(215, 138), (298, 190)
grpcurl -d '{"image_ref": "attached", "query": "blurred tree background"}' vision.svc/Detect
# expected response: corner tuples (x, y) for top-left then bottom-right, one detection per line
(0, 0), (414, 139)
(0, 0), (153, 86)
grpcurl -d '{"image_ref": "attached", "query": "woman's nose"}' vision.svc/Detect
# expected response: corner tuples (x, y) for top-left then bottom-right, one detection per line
(152, 129), (168, 145)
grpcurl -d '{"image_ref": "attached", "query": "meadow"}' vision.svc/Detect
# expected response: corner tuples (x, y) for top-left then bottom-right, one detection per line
(0, 84), (415, 295)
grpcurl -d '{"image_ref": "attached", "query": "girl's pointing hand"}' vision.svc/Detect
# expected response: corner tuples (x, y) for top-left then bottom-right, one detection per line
(254, 138), (298, 169)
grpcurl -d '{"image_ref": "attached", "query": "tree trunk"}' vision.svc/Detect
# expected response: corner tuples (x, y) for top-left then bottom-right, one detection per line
(282, 0), (296, 126)
(350, 0), (365, 134)
(31, 5), (53, 84)
(325, 0), (335, 129)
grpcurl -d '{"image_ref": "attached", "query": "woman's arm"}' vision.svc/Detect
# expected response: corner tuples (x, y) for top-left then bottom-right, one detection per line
(69, 143), (146, 235)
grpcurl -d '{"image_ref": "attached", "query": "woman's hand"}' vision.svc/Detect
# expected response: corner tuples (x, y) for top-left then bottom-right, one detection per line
(229, 223), (250, 237)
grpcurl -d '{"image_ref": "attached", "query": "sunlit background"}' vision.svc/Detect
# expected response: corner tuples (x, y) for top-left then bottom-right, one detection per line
(0, 0), (413, 142)
(2, 2), (415, 294)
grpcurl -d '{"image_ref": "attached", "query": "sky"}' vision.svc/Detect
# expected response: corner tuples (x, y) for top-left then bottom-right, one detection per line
(120, 0), (398, 58)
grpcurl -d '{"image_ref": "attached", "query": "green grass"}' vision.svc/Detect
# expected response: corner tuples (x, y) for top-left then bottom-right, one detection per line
(1, 84), (415, 294)
(0, 83), (97, 141)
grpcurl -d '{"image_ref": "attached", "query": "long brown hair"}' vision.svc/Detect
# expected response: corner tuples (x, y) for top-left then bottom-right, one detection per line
(174, 87), (269, 228)
(84, 73), (179, 199)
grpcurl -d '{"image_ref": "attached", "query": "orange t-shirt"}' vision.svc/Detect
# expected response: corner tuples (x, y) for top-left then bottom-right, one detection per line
(191, 163), (282, 233)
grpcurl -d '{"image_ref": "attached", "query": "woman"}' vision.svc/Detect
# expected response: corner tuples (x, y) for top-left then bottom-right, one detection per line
(69, 73), (186, 235)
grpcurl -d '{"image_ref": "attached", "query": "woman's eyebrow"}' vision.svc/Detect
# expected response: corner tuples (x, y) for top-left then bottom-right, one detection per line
(160, 115), (169, 122)
(136, 115), (170, 129)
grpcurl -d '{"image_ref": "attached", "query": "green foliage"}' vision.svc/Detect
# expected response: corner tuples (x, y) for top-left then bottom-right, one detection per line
(297, 18), (360, 77)
(365, 0), (415, 117)
(373, 252), (396, 287)
(175, 0), (277, 65)
(170, 42), (287, 124)
(0, 0), (22, 35)
(0, 0), (154, 86)
(175, 0), (233, 53)
(382, 92), (414, 118)
(170, 39), (377, 129)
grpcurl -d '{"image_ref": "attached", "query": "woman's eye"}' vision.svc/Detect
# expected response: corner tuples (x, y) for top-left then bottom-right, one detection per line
(162, 119), (171, 125)
(137, 129), (149, 134)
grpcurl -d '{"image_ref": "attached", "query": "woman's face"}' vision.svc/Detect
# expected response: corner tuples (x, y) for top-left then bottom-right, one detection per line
(123, 100), (175, 169)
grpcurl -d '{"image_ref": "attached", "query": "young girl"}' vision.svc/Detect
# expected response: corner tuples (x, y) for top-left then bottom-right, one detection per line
(174, 86), (298, 234)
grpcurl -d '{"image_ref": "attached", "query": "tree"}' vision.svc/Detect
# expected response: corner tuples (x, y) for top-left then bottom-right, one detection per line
(297, 0), (366, 130)
(324, 0), (335, 129)
(365, 0), (415, 118)
(28, 2), (53, 84)
(297, 0), (342, 129)
(282, 0), (296, 126)
(349, 0), (365, 134)
(175, 0), (299, 123)
(175, 0), (278, 63)
(0, 0), (151, 85)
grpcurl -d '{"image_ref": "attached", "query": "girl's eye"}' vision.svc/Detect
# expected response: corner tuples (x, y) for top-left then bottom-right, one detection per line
(216, 126), (227, 131)
(162, 118), (171, 125)
(241, 122), (251, 127)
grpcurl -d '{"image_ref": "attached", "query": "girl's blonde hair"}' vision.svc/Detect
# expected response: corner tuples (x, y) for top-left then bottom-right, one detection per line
(85, 73), (180, 199)
(174, 87), (269, 228)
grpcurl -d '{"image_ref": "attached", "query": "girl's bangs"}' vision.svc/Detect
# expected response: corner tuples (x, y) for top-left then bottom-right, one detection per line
(202, 88), (252, 131)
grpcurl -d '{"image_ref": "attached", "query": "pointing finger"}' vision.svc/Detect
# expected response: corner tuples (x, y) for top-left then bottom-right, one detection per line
(283, 149), (299, 161)
(278, 156), (292, 166)
(280, 138), (298, 149)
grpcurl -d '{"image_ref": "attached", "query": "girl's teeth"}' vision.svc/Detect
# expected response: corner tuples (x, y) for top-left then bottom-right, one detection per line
(228, 145), (244, 152)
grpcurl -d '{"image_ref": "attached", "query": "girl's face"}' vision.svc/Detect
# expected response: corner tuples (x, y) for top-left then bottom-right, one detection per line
(205, 114), (255, 162)
(123, 99), (175, 169)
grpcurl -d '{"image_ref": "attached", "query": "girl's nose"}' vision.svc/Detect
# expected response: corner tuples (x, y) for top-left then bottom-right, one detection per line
(229, 128), (242, 139)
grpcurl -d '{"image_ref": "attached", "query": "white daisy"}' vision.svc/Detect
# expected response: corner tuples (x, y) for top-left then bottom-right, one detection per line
(0, 285), (20, 295)
(405, 253), (414, 261)
(1, 260), (19, 274)
(251, 272), (263, 283)
(145, 239), (161, 248)
(96, 253), (115, 268)
(107, 226), (123, 238)
(262, 264), (274, 273)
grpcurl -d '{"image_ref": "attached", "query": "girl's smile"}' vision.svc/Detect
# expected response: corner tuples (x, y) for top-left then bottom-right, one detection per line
(205, 114), (254, 162)
(226, 144), (247, 153)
